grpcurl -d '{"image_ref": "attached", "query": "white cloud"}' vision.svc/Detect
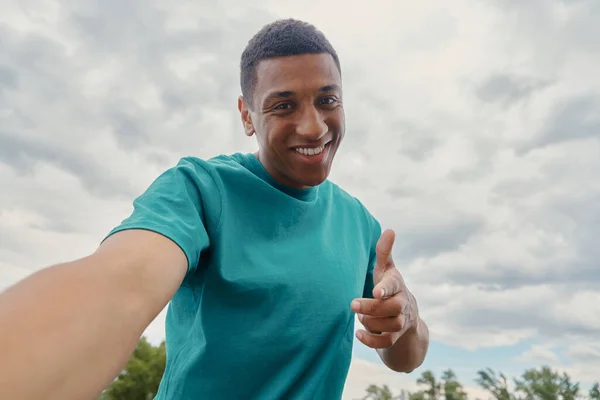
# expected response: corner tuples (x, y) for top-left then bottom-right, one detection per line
(562, 342), (600, 384)
(515, 345), (560, 364)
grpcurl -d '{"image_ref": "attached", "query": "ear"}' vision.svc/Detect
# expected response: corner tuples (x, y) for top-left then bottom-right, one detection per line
(238, 95), (255, 137)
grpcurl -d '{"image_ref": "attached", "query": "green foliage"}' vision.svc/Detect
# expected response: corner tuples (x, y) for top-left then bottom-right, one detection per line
(416, 370), (441, 399)
(475, 368), (514, 400)
(589, 383), (600, 400)
(477, 366), (584, 400)
(363, 366), (599, 400)
(361, 369), (467, 400)
(514, 366), (580, 400)
(99, 337), (166, 400)
(441, 369), (468, 400)
(408, 369), (467, 400)
(409, 392), (427, 400)
(360, 384), (396, 400)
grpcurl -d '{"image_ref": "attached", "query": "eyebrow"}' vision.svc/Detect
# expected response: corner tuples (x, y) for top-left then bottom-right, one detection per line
(262, 84), (342, 105)
(319, 84), (342, 93)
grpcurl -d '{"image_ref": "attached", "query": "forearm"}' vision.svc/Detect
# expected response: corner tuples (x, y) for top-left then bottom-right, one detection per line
(0, 258), (154, 400)
(377, 317), (429, 373)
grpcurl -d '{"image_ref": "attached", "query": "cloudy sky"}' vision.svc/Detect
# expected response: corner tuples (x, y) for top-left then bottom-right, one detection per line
(1, 0), (599, 398)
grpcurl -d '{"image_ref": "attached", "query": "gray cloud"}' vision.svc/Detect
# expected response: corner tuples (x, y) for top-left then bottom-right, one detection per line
(476, 74), (554, 108)
(62, 0), (273, 112)
(0, 227), (29, 255)
(395, 217), (483, 262)
(395, 121), (439, 162)
(447, 260), (600, 290)
(492, 0), (600, 61)
(566, 344), (600, 363)
(414, 190), (600, 290)
(0, 2), (276, 195)
(455, 302), (600, 340)
(0, 131), (136, 199)
(0, 64), (18, 92)
(521, 94), (600, 153)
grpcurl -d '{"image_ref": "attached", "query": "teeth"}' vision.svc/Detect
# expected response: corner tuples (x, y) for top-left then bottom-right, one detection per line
(295, 145), (326, 156)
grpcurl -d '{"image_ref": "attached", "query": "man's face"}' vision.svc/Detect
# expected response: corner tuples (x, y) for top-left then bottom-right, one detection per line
(238, 53), (345, 190)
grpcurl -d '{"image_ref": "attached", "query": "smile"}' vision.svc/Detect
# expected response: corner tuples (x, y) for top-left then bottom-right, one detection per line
(294, 144), (328, 156)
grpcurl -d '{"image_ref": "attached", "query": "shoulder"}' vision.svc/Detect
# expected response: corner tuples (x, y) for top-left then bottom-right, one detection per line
(325, 181), (382, 268)
(137, 154), (248, 221)
(155, 153), (247, 189)
(325, 180), (382, 242)
(326, 181), (379, 221)
(173, 153), (249, 181)
(173, 153), (240, 173)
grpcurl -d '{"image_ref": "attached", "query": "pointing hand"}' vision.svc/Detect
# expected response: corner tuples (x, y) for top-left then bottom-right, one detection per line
(351, 229), (419, 349)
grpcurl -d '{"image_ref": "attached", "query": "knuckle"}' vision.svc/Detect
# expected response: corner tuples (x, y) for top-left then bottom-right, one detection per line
(365, 302), (378, 315)
(393, 299), (404, 315)
(391, 317), (403, 332)
(365, 302), (375, 314)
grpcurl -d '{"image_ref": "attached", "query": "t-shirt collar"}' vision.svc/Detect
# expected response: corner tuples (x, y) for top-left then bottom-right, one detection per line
(243, 153), (320, 202)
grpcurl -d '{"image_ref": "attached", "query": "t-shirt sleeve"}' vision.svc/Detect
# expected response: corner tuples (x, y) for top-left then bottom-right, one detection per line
(363, 216), (382, 299)
(103, 158), (221, 275)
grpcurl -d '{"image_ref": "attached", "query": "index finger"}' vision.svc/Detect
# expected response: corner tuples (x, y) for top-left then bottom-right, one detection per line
(375, 229), (395, 268)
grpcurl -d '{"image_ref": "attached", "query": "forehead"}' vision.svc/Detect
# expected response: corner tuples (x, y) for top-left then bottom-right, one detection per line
(253, 53), (341, 99)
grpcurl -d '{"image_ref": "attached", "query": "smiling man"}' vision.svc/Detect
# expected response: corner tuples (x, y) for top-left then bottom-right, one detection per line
(239, 49), (344, 189)
(0, 19), (429, 400)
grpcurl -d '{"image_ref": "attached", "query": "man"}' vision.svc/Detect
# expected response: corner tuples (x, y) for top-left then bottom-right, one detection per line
(0, 19), (428, 399)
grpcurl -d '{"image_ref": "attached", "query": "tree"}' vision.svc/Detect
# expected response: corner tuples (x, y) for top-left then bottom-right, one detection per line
(476, 366), (584, 400)
(364, 366), (598, 400)
(475, 368), (514, 400)
(410, 369), (467, 400)
(588, 382), (600, 400)
(409, 392), (427, 400)
(514, 366), (580, 400)
(358, 384), (410, 400)
(442, 369), (468, 400)
(416, 370), (442, 399)
(361, 384), (395, 400)
(99, 336), (166, 400)
(589, 383), (600, 400)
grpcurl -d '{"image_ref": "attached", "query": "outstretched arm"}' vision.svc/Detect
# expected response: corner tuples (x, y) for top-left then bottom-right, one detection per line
(0, 229), (188, 400)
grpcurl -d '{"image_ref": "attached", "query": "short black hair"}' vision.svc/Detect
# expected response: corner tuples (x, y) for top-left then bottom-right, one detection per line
(240, 19), (341, 109)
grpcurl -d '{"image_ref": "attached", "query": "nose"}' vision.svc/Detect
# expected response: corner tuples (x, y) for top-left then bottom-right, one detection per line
(295, 106), (328, 140)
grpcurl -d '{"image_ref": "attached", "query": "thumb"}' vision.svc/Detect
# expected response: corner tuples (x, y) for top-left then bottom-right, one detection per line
(375, 229), (395, 273)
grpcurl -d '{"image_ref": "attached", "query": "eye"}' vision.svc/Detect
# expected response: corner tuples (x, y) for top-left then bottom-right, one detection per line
(273, 102), (293, 110)
(319, 96), (339, 106)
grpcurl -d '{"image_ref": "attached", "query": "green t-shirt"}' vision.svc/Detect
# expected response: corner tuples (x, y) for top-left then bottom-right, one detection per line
(106, 153), (381, 399)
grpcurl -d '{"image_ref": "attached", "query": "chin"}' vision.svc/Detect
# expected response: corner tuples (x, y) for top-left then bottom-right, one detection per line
(297, 170), (330, 188)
